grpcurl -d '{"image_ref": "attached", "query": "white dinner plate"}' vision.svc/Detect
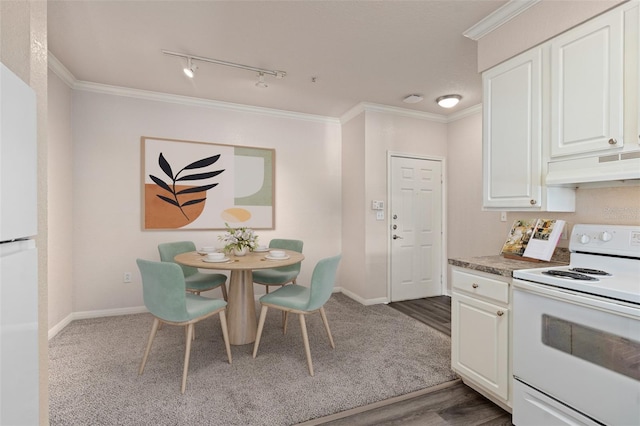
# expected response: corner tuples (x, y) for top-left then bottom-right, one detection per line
(265, 255), (290, 260)
(253, 248), (270, 253)
(202, 257), (230, 263)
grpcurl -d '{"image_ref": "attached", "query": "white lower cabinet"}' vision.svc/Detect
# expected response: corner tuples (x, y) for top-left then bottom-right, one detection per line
(451, 267), (511, 410)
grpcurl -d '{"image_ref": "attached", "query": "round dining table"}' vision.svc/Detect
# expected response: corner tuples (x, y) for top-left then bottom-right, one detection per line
(174, 249), (305, 345)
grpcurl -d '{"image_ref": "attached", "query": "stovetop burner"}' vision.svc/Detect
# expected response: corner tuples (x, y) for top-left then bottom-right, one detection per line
(569, 268), (611, 276)
(542, 270), (599, 281)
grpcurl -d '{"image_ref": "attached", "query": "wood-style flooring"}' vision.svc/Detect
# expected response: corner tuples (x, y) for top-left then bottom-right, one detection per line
(305, 296), (514, 426)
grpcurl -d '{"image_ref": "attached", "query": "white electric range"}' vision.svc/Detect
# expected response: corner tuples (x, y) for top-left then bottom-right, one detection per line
(512, 224), (640, 426)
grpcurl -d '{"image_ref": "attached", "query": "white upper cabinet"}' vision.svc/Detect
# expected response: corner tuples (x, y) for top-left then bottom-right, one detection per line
(482, 48), (575, 211)
(550, 8), (625, 158)
(483, 48), (542, 209)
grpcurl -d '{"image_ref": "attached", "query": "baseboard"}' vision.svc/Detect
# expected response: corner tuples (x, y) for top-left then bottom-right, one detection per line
(339, 287), (389, 305)
(49, 306), (148, 340)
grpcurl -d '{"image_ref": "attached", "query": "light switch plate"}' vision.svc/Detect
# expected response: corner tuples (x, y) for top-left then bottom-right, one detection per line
(376, 211), (384, 220)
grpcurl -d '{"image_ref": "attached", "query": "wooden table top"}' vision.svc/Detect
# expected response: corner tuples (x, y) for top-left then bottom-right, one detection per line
(174, 249), (304, 271)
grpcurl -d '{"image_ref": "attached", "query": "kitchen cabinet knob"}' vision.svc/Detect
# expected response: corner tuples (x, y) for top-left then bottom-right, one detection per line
(472, 283), (479, 289)
(392, 234), (403, 240)
(497, 311), (504, 317)
(530, 199), (537, 205)
(608, 138), (617, 145)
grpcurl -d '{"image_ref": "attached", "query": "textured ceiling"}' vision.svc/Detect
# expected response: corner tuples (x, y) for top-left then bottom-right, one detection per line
(48, 0), (506, 118)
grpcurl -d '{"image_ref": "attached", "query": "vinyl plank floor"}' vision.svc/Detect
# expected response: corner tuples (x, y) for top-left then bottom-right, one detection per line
(309, 296), (513, 426)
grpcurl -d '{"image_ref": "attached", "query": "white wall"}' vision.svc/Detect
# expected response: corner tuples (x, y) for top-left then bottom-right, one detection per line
(70, 90), (341, 313)
(446, 110), (507, 260)
(340, 113), (367, 299)
(341, 107), (448, 303)
(365, 110), (448, 301)
(47, 70), (74, 329)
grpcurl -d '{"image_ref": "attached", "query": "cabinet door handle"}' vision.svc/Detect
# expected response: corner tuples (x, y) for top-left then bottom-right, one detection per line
(608, 138), (617, 145)
(497, 310), (504, 316)
(530, 199), (537, 205)
(472, 283), (479, 289)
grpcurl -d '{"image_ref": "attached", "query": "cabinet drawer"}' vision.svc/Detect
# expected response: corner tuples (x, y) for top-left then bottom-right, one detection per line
(452, 268), (509, 304)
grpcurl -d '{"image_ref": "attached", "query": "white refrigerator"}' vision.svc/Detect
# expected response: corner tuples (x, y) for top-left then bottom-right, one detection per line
(0, 62), (39, 424)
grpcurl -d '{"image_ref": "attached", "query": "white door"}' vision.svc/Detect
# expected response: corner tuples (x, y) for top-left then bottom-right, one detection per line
(390, 156), (442, 301)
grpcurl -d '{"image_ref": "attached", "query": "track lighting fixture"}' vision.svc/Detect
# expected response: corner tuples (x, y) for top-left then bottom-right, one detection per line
(436, 94), (462, 108)
(163, 50), (286, 87)
(183, 57), (196, 78)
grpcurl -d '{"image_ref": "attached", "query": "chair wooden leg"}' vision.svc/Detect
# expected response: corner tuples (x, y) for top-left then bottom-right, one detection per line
(283, 311), (289, 334)
(252, 305), (269, 358)
(185, 325), (195, 341)
(139, 318), (160, 375)
(219, 311), (232, 364)
(319, 307), (335, 349)
(220, 283), (228, 302)
(299, 314), (314, 376)
(181, 323), (194, 394)
(265, 285), (270, 294)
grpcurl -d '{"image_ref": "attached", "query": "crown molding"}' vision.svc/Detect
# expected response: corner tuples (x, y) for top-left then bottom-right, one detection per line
(447, 104), (482, 122)
(48, 52), (76, 88)
(340, 102), (481, 124)
(47, 52), (339, 125)
(341, 102), (449, 124)
(463, 0), (541, 41)
(48, 52), (478, 127)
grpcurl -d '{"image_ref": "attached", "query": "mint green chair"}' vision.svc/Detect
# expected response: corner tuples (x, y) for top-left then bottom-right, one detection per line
(252, 254), (341, 376)
(158, 241), (228, 301)
(252, 239), (304, 294)
(136, 259), (232, 393)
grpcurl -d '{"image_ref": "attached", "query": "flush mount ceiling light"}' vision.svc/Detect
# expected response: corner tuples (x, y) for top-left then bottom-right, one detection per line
(163, 50), (286, 86)
(183, 57), (196, 78)
(403, 94), (424, 104)
(436, 94), (462, 108)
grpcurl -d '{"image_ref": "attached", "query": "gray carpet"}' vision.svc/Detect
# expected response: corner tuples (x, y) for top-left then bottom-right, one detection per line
(49, 293), (457, 425)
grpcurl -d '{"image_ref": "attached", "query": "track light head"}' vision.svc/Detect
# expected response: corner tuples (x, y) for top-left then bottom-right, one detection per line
(255, 72), (268, 88)
(183, 57), (196, 78)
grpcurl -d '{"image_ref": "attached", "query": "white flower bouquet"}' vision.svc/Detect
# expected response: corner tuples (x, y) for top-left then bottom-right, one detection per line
(218, 223), (258, 253)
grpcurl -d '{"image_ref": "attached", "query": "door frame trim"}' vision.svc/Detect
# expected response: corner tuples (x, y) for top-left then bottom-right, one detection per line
(386, 151), (448, 302)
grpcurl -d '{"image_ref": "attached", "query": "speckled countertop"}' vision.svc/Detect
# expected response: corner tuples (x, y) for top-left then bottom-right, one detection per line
(448, 250), (569, 278)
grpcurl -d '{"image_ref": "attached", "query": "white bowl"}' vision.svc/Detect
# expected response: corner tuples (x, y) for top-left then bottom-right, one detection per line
(200, 246), (216, 253)
(206, 252), (225, 260)
(270, 250), (286, 258)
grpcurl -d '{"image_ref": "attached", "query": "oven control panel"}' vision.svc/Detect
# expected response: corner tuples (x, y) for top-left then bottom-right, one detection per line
(570, 224), (640, 258)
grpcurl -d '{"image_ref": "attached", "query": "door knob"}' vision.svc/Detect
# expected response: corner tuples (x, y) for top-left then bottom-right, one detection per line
(608, 138), (617, 145)
(393, 214), (398, 220)
(392, 224), (397, 230)
(497, 311), (504, 316)
(392, 235), (403, 240)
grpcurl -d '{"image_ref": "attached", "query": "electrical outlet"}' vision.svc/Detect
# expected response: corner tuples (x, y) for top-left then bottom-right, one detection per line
(500, 211), (507, 222)
(123, 272), (132, 283)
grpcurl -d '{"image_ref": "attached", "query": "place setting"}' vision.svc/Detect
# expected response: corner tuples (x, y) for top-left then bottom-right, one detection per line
(264, 250), (289, 260)
(201, 252), (232, 263)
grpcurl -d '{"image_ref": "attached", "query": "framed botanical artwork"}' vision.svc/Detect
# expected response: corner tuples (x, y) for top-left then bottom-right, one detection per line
(142, 137), (274, 230)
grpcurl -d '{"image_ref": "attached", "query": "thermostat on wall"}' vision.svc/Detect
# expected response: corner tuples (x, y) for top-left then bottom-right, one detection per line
(371, 200), (384, 210)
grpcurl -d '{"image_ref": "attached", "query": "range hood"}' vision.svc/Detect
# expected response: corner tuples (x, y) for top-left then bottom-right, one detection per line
(546, 151), (640, 186)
